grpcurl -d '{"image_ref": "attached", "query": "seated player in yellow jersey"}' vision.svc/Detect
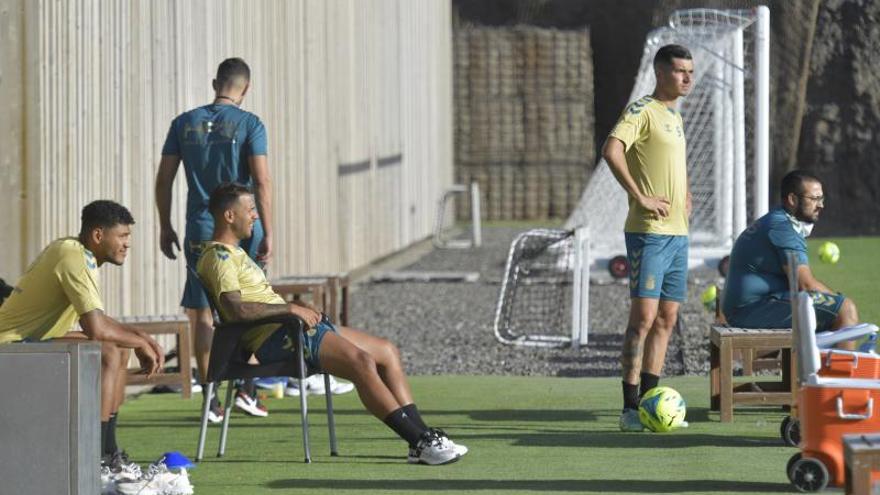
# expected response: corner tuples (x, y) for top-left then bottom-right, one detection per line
(0, 200), (164, 481)
(196, 183), (468, 465)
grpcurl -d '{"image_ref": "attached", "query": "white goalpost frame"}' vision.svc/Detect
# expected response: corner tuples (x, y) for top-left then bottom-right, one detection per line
(571, 227), (590, 348)
(493, 227), (590, 348)
(732, 26), (748, 238)
(432, 181), (482, 249)
(754, 6), (770, 219)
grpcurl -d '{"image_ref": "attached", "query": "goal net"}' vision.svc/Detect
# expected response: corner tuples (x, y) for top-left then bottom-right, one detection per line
(565, 8), (770, 268)
(494, 228), (589, 347)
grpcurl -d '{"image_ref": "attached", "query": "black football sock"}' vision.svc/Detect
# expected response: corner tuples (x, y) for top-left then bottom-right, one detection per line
(401, 403), (429, 431)
(384, 407), (428, 448)
(623, 381), (640, 411)
(639, 372), (660, 397)
(101, 421), (110, 459)
(106, 412), (119, 456)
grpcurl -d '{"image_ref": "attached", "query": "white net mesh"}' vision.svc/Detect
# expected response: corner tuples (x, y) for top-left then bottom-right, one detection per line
(565, 9), (764, 261)
(494, 229), (576, 346)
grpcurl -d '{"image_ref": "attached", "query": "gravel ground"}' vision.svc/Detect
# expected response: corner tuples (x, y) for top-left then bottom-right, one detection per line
(348, 226), (722, 377)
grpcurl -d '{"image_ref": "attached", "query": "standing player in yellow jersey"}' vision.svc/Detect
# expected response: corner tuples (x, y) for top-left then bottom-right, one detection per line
(0, 201), (164, 479)
(602, 44), (694, 431)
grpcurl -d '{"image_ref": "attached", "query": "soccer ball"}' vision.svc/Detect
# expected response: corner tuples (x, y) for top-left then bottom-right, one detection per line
(818, 241), (840, 264)
(639, 386), (687, 432)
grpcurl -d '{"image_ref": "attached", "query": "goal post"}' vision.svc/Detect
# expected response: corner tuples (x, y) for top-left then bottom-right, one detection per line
(493, 227), (590, 348)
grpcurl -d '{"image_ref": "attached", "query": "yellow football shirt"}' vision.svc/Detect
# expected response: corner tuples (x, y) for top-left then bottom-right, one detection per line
(0, 238), (104, 344)
(196, 241), (285, 351)
(609, 95), (689, 235)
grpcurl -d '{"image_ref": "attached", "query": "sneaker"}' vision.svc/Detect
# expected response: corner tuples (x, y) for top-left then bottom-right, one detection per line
(619, 408), (645, 432)
(115, 477), (159, 495)
(206, 394), (225, 424)
(103, 450), (143, 482)
(408, 430), (460, 465)
(409, 429), (468, 462)
(234, 390), (269, 417)
(431, 428), (468, 457)
(207, 405), (225, 423)
(116, 461), (193, 495)
(100, 465), (119, 495)
(306, 374), (355, 395)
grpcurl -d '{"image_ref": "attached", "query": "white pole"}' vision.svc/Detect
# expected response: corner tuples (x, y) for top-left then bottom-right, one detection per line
(754, 5), (771, 219)
(470, 181), (482, 247)
(714, 52), (732, 245)
(572, 228), (590, 348)
(732, 29), (747, 237)
(579, 231), (590, 347)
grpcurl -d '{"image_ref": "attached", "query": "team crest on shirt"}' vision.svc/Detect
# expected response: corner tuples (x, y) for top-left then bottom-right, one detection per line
(83, 250), (97, 270)
(214, 245), (231, 261)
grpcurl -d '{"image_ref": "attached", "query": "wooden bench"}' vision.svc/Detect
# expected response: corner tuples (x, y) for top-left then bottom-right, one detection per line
(117, 315), (192, 398)
(709, 325), (795, 422)
(844, 434), (880, 494)
(272, 272), (350, 326)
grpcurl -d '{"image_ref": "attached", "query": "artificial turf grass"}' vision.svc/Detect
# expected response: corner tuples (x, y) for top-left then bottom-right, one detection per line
(118, 375), (797, 495)
(807, 236), (880, 326)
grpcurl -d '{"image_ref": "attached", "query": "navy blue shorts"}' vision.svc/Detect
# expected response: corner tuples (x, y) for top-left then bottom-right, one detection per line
(253, 316), (337, 375)
(726, 291), (845, 332)
(625, 233), (689, 302)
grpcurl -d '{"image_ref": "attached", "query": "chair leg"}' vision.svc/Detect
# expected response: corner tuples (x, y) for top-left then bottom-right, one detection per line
(218, 380), (235, 457)
(196, 382), (214, 462)
(298, 332), (311, 463)
(323, 374), (338, 456)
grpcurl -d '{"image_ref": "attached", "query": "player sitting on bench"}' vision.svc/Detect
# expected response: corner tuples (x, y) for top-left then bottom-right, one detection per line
(196, 182), (468, 465)
(0, 200), (165, 483)
(722, 170), (860, 348)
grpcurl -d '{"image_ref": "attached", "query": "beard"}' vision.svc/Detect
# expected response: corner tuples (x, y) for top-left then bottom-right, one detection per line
(794, 201), (819, 224)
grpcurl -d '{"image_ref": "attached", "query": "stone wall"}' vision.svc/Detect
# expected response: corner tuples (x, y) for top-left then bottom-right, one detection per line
(454, 26), (594, 220)
(798, 0), (880, 236)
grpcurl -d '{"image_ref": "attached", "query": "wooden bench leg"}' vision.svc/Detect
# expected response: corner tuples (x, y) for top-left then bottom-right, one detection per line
(850, 459), (872, 495)
(720, 339), (733, 422)
(741, 348), (754, 376)
(710, 342), (720, 411)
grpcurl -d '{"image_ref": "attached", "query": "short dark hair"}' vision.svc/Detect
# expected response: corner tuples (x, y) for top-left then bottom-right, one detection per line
(80, 200), (135, 235)
(781, 170), (821, 202)
(215, 57), (251, 89)
(209, 182), (253, 219)
(654, 44), (692, 67)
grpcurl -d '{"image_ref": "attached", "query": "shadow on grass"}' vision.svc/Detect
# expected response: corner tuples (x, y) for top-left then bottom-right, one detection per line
(456, 429), (782, 448)
(265, 478), (790, 492)
(468, 409), (599, 422)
